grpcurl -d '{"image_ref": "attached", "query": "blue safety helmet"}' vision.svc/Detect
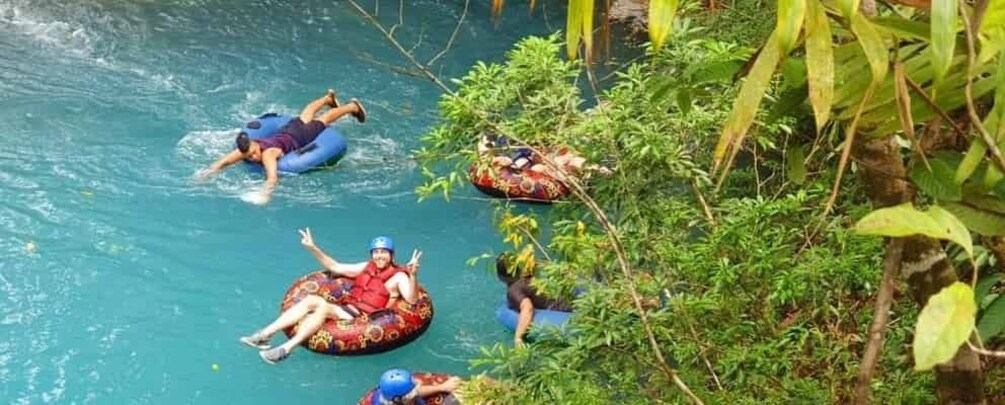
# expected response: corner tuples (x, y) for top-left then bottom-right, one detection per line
(369, 236), (395, 254)
(377, 368), (416, 400)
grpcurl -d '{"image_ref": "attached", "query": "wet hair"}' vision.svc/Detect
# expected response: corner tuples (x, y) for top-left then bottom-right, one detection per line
(496, 253), (520, 285)
(236, 132), (251, 154)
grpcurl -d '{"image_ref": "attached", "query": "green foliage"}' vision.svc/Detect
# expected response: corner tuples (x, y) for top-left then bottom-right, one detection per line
(418, 31), (934, 402)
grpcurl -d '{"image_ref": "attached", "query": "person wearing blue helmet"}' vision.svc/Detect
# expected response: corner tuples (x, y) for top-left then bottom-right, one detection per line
(371, 369), (462, 405)
(240, 228), (422, 364)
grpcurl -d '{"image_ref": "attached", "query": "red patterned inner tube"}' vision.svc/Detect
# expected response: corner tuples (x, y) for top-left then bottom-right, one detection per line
(357, 373), (459, 405)
(280, 271), (434, 355)
(468, 163), (569, 203)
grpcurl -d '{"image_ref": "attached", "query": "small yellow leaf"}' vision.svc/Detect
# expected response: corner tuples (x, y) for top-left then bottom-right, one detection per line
(914, 282), (977, 371)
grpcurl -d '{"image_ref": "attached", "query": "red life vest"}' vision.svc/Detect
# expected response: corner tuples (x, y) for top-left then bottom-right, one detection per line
(349, 261), (406, 314)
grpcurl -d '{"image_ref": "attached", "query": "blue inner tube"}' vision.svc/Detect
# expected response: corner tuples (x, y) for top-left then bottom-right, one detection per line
(495, 301), (572, 339)
(241, 113), (348, 175)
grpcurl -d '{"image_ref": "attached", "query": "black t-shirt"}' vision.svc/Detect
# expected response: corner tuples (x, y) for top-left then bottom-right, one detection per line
(506, 278), (573, 312)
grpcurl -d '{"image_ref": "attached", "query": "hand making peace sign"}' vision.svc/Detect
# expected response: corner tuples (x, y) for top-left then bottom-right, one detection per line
(406, 249), (423, 274)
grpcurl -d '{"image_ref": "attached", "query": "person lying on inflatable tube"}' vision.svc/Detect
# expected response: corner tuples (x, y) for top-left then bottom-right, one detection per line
(195, 89), (367, 205)
(476, 132), (613, 181)
(496, 252), (574, 348)
(367, 369), (462, 405)
(239, 229), (422, 364)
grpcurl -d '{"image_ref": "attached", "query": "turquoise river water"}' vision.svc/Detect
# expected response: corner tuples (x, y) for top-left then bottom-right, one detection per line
(0, 1), (568, 403)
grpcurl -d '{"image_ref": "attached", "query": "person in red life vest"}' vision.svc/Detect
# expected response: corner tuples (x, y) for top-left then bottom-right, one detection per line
(239, 228), (421, 364)
(195, 89), (367, 205)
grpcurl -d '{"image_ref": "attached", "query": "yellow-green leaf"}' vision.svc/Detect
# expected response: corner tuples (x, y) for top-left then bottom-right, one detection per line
(582, 0), (595, 59)
(648, 0), (679, 52)
(913, 282), (977, 371)
(928, 205), (974, 257)
(957, 110), (998, 184)
(978, 0), (1005, 63)
(777, 0), (807, 53)
(930, 0), (957, 85)
(838, 0), (861, 18)
(714, 30), (784, 174)
(850, 13), (889, 86)
(941, 201), (1005, 236)
(787, 144), (807, 185)
(567, 0), (584, 59)
(805, 0), (834, 133)
(854, 203), (945, 239)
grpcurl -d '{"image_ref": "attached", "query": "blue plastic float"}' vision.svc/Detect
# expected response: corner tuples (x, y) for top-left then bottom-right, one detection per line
(241, 113), (348, 175)
(495, 301), (573, 338)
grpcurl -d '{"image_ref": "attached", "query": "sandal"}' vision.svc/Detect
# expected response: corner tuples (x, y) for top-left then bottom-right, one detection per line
(349, 98), (367, 123)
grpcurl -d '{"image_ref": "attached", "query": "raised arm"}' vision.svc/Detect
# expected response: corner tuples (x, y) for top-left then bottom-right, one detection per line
(386, 250), (423, 307)
(299, 228), (367, 277)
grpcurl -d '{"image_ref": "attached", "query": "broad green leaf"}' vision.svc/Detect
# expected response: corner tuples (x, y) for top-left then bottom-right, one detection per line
(995, 54), (1005, 142)
(957, 110), (999, 183)
(928, 205), (974, 257)
(975, 274), (1004, 305)
(930, 0), (958, 85)
(582, 0), (595, 59)
(942, 201), (1005, 236)
(838, 0), (861, 18)
(805, 0), (834, 133)
(911, 158), (963, 201)
(566, 0), (584, 59)
(873, 17), (930, 40)
(854, 203), (945, 239)
(978, 0), (1005, 63)
(787, 144), (807, 185)
(686, 60), (745, 84)
(977, 296), (1005, 342)
(713, 31), (783, 174)
(648, 0), (679, 52)
(781, 57), (807, 87)
(850, 13), (889, 86)
(913, 282), (977, 371)
(675, 91), (693, 114)
(777, 0), (807, 53)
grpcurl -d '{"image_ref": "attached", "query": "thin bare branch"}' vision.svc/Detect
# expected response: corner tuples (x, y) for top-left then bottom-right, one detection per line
(903, 75), (967, 137)
(960, 3), (1005, 174)
(428, 0), (469, 66)
(854, 238), (904, 405)
(967, 340), (1005, 357)
(824, 81), (879, 216)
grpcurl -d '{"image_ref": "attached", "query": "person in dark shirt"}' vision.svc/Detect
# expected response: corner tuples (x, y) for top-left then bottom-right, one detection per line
(196, 89), (367, 204)
(496, 252), (573, 348)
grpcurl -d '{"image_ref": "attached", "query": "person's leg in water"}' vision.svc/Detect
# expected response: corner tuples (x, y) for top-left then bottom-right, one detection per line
(318, 98), (367, 125)
(241, 296), (353, 361)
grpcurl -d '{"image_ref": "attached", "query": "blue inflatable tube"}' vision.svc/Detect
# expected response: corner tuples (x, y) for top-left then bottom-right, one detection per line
(495, 301), (572, 339)
(241, 113), (348, 175)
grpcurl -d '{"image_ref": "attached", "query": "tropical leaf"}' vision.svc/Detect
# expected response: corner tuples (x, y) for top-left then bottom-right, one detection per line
(977, 296), (1005, 342)
(838, 0), (861, 18)
(777, 0), (807, 53)
(930, 0), (958, 85)
(975, 274), (1004, 305)
(873, 17), (930, 40)
(567, 0), (584, 59)
(914, 282), (977, 371)
(855, 203), (946, 238)
(582, 0), (595, 60)
(713, 30), (783, 176)
(851, 13), (889, 86)
(911, 157), (963, 201)
(805, 0), (834, 133)
(941, 201), (1005, 236)
(957, 111), (999, 183)
(787, 144), (807, 185)
(649, 0), (680, 52)
(978, 0), (1005, 63)
(927, 205), (973, 257)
